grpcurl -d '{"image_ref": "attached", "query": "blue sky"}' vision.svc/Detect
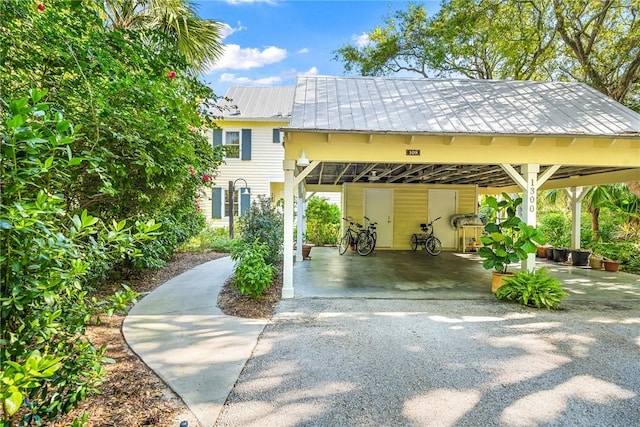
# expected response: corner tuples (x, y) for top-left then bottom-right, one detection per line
(195, 0), (440, 95)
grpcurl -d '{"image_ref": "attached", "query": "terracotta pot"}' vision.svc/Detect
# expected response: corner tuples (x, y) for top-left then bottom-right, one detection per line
(491, 271), (515, 294)
(537, 246), (547, 258)
(570, 250), (591, 266)
(603, 260), (621, 272)
(302, 244), (313, 260)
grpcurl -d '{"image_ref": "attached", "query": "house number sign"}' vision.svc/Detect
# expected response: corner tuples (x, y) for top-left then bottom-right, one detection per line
(406, 149), (421, 156)
(529, 179), (536, 212)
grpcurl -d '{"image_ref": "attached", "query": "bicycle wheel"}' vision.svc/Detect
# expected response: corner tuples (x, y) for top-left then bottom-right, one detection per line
(338, 233), (350, 255)
(371, 231), (377, 251)
(410, 234), (419, 251)
(356, 232), (375, 256)
(425, 236), (442, 256)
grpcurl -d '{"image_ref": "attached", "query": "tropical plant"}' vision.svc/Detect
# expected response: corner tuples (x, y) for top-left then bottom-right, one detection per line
(237, 196), (284, 265)
(0, 93), (157, 425)
(104, 0), (224, 70)
(230, 239), (275, 298)
(495, 268), (569, 309)
(478, 193), (546, 273)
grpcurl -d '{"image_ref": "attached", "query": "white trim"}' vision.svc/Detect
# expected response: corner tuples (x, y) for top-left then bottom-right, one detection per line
(223, 129), (242, 160)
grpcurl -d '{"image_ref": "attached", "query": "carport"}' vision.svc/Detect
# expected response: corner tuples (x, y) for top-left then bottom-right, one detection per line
(281, 76), (640, 298)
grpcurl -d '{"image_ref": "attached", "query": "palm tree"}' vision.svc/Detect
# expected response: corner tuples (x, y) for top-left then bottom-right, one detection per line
(105, 0), (224, 70)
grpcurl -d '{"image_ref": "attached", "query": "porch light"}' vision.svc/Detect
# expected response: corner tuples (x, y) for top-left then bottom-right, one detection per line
(297, 150), (310, 167)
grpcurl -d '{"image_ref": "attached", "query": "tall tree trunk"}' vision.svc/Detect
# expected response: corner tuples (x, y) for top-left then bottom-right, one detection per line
(590, 207), (600, 242)
(625, 181), (640, 199)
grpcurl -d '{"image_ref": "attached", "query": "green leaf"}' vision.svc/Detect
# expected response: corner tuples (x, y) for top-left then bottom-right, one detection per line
(3, 390), (23, 417)
(29, 88), (48, 103)
(68, 157), (83, 166)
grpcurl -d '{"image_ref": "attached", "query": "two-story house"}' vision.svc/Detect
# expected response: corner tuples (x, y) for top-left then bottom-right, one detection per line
(201, 86), (294, 228)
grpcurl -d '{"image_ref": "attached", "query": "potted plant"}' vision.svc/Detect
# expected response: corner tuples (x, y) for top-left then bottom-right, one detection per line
(569, 249), (591, 266)
(597, 243), (622, 272)
(478, 193), (546, 293)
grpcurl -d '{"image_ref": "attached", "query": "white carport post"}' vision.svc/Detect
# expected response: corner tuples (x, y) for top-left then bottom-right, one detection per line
(500, 163), (561, 272)
(296, 183), (305, 261)
(567, 186), (589, 250)
(282, 160), (321, 299)
(282, 160), (296, 299)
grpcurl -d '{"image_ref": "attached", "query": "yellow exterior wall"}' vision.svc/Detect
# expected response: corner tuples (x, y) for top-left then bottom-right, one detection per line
(284, 132), (640, 168)
(343, 183), (477, 250)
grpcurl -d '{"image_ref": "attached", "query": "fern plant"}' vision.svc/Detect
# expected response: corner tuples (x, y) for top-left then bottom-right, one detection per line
(495, 268), (569, 309)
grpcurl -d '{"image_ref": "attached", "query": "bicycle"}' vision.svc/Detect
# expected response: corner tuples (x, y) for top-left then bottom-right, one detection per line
(356, 216), (377, 256)
(339, 217), (363, 255)
(410, 217), (442, 256)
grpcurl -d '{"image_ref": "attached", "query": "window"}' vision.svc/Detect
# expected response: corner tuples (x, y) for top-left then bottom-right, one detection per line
(224, 131), (240, 159)
(224, 189), (239, 217)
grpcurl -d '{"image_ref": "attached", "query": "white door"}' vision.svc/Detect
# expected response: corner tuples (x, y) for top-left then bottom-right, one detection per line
(428, 189), (458, 249)
(364, 188), (393, 247)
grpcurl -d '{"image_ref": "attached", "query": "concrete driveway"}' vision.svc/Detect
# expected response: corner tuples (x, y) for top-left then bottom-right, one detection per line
(214, 248), (640, 426)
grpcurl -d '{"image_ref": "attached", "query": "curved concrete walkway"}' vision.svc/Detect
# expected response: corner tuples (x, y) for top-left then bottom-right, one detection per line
(122, 257), (267, 427)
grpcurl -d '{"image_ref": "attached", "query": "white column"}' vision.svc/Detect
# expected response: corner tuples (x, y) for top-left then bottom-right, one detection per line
(282, 160), (296, 299)
(567, 186), (589, 250)
(296, 183), (305, 261)
(521, 164), (539, 272)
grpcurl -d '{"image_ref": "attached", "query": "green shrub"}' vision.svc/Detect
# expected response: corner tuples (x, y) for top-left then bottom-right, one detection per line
(180, 227), (234, 252)
(496, 268), (569, 309)
(237, 196), (283, 265)
(538, 212), (570, 247)
(1, 93), (157, 425)
(593, 241), (640, 273)
(305, 197), (341, 246)
(230, 240), (275, 298)
(132, 208), (206, 269)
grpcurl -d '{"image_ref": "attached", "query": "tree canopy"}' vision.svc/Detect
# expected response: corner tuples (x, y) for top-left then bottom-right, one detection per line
(335, 0), (640, 105)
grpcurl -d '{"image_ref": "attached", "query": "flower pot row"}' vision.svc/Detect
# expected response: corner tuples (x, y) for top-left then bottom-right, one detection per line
(538, 247), (620, 272)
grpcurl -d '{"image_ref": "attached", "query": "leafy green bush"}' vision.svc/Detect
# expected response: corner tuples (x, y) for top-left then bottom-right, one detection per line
(180, 227), (234, 252)
(305, 197), (340, 246)
(538, 212), (570, 247)
(237, 196), (284, 265)
(496, 268), (569, 309)
(593, 241), (640, 273)
(1, 93), (156, 425)
(478, 194), (545, 273)
(230, 240), (275, 298)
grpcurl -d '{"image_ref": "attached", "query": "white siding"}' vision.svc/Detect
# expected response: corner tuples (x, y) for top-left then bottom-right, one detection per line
(201, 122), (287, 228)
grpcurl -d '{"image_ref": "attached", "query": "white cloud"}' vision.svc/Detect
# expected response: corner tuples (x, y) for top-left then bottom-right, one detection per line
(208, 44), (287, 71)
(297, 48), (310, 54)
(218, 73), (281, 85)
(353, 32), (370, 48)
(301, 66), (319, 75)
(220, 22), (246, 39)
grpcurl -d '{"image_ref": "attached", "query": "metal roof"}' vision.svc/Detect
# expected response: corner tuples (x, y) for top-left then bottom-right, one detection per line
(289, 76), (640, 137)
(217, 86), (295, 119)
